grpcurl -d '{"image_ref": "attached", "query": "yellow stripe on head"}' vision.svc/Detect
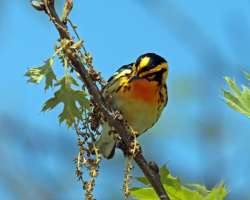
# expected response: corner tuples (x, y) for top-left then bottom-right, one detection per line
(133, 53), (168, 82)
(138, 56), (151, 71)
(139, 62), (168, 78)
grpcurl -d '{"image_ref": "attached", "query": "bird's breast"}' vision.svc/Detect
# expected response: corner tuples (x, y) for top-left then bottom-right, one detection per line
(112, 79), (162, 134)
(120, 79), (159, 105)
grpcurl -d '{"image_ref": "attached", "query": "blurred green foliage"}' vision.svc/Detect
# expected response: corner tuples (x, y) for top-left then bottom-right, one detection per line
(223, 73), (250, 118)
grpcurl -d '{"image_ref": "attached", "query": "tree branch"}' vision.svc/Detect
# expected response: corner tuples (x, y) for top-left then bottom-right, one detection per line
(38, 1), (170, 199)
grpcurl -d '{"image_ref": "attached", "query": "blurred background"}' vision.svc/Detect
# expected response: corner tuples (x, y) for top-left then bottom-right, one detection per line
(1, 0), (250, 199)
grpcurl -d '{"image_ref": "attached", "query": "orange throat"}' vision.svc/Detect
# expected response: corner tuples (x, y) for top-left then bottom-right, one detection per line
(122, 79), (159, 104)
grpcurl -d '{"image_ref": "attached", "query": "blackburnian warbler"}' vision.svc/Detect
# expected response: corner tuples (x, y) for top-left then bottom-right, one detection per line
(97, 53), (168, 158)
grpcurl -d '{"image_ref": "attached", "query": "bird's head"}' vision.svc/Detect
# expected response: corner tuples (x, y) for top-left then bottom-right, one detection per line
(131, 53), (168, 85)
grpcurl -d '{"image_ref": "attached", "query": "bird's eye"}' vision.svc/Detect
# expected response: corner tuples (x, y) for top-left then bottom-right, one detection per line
(145, 73), (156, 80)
(149, 74), (156, 79)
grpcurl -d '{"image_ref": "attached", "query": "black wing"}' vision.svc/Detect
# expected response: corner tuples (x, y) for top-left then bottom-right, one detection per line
(103, 63), (134, 96)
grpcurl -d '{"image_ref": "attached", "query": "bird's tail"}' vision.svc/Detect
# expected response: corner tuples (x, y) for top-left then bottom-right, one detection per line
(96, 123), (116, 159)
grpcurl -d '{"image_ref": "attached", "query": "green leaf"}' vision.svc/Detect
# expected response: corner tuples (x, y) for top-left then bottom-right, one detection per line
(224, 76), (241, 96)
(130, 187), (158, 200)
(223, 75), (250, 118)
(186, 184), (210, 196)
(42, 73), (90, 127)
(131, 165), (227, 200)
(25, 58), (57, 90)
(134, 177), (150, 186)
(164, 183), (203, 200)
(223, 90), (246, 115)
(159, 164), (180, 189)
(204, 182), (227, 200)
(241, 86), (250, 111)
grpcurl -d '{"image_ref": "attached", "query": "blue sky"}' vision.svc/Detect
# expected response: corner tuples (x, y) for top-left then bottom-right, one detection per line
(1, 1), (250, 199)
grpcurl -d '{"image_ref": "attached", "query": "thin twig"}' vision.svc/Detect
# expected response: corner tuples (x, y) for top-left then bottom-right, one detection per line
(40, 1), (170, 199)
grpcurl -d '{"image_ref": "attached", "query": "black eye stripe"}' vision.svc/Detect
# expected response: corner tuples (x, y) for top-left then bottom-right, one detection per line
(142, 68), (167, 83)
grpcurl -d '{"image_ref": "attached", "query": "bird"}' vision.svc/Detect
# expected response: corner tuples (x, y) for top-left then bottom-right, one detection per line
(96, 53), (168, 159)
